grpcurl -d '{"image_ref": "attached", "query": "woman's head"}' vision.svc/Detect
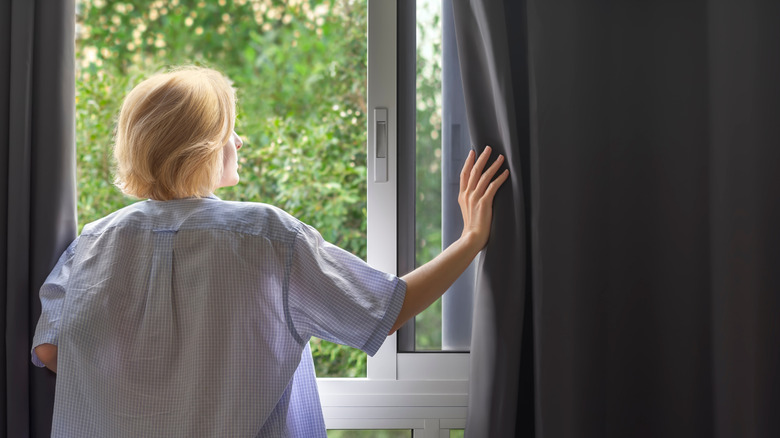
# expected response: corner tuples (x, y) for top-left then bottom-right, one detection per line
(113, 66), (238, 200)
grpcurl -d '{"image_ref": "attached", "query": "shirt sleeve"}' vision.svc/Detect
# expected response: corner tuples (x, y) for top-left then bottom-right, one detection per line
(31, 238), (78, 367)
(286, 223), (406, 356)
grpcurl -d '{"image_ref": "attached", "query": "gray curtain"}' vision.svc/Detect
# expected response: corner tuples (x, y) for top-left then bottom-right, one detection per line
(454, 0), (780, 437)
(451, 0), (533, 436)
(1, 1), (77, 437)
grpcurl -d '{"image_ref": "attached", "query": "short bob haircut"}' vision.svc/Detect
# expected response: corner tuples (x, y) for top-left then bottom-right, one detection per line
(113, 66), (236, 200)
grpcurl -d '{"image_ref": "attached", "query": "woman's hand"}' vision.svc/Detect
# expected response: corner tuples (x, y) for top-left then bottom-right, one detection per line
(458, 146), (510, 249)
(391, 146), (509, 334)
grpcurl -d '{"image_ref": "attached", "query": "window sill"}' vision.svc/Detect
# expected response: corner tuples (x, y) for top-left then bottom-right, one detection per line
(317, 377), (468, 432)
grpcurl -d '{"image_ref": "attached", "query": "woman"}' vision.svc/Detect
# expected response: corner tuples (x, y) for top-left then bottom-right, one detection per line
(32, 66), (508, 437)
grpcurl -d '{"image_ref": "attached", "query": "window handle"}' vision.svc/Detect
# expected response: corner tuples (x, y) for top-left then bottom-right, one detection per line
(374, 107), (388, 182)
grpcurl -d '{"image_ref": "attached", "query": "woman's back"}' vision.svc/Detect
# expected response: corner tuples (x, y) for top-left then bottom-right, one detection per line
(37, 196), (404, 437)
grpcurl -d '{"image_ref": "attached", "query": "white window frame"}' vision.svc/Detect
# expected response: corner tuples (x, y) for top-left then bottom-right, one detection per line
(316, 1), (469, 436)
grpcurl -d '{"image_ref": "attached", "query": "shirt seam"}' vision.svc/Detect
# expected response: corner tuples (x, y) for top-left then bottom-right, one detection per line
(283, 225), (307, 346)
(80, 224), (288, 238)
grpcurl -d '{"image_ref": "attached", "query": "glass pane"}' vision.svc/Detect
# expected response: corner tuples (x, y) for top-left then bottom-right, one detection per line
(75, 0), (368, 377)
(449, 429), (465, 438)
(414, 0), (444, 351)
(413, 0), (474, 352)
(328, 431), (411, 438)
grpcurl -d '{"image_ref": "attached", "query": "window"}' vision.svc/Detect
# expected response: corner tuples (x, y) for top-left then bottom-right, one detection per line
(317, 0), (471, 434)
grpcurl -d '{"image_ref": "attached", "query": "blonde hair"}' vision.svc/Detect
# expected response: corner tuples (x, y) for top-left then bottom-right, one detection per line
(113, 66), (236, 200)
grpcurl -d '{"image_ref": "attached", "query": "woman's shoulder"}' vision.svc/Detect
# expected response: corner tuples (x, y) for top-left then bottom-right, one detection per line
(78, 200), (150, 236)
(79, 197), (307, 241)
(209, 198), (303, 230)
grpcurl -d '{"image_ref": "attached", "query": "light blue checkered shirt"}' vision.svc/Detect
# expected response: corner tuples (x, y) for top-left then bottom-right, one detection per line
(31, 196), (406, 437)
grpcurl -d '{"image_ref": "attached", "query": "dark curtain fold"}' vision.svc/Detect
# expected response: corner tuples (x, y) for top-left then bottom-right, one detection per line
(1, 1), (77, 437)
(452, 1), (536, 436)
(454, 0), (780, 437)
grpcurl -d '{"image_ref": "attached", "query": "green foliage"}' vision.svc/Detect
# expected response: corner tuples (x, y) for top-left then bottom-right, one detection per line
(76, 0), (369, 377)
(310, 338), (366, 378)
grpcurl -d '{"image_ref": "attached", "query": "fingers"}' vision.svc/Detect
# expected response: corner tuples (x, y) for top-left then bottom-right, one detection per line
(462, 146), (508, 198)
(468, 146), (493, 191)
(460, 149), (475, 193)
(484, 168), (510, 200)
(475, 154), (505, 194)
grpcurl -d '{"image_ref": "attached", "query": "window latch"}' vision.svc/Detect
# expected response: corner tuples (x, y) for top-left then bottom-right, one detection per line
(374, 107), (388, 182)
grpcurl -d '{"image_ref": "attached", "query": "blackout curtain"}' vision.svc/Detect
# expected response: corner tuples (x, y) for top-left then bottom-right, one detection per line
(454, 0), (780, 437)
(1, 1), (77, 437)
